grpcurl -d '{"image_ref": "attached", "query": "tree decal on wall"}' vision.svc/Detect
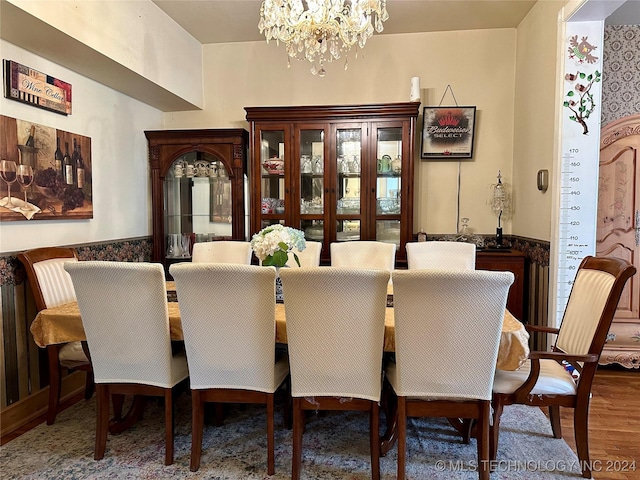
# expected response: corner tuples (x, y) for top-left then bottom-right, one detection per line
(564, 70), (601, 135)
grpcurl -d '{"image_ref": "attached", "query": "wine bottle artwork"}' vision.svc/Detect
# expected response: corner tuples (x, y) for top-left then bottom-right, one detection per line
(76, 143), (85, 189)
(63, 142), (73, 185)
(71, 139), (78, 187)
(25, 125), (35, 148)
(0, 160), (18, 208)
(17, 164), (34, 211)
(54, 137), (64, 178)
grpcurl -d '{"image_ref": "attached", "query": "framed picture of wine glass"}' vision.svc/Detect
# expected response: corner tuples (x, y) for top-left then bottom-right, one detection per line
(0, 114), (92, 221)
(420, 106), (476, 159)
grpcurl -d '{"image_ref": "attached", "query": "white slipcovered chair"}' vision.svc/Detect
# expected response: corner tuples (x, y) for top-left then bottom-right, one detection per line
(330, 241), (396, 271)
(18, 247), (93, 425)
(64, 261), (189, 466)
(169, 263), (289, 474)
(405, 241), (476, 270)
(387, 269), (514, 480)
(491, 256), (636, 479)
(191, 240), (253, 264)
(279, 267), (390, 480)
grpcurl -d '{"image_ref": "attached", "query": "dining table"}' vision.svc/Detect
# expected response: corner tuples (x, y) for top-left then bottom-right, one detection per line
(29, 280), (530, 453)
(30, 284), (530, 371)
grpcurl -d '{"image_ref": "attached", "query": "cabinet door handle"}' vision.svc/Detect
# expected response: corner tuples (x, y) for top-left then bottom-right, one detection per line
(635, 210), (639, 247)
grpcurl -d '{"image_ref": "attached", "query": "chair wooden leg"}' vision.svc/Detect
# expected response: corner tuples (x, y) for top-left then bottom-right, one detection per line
(549, 405), (563, 439)
(574, 400), (592, 479)
(283, 375), (292, 430)
(370, 401), (381, 480)
(214, 403), (224, 426)
(267, 393), (275, 475)
(84, 370), (95, 400)
(111, 394), (125, 421)
(397, 396), (407, 480)
(292, 398), (304, 480)
(477, 400), (490, 480)
(190, 390), (204, 472)
(164, 389), (174, 466)
(489, 398), (504, 463)
(95, 385), (109, 460)
(46, 346), (62, 425)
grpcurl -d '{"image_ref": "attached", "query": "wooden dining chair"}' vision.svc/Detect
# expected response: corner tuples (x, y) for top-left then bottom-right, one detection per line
(330, 241), (396, 271)
(491, 255), (636, 478)
(169, 263), (289, 474)
(405, 241), (476, 270)
(18, 247), (93, 425)
(387, 269), (513, 480)
(279, 267), (390, 480)
(191, 240), (253, 264)
(64, 261), (189, 465)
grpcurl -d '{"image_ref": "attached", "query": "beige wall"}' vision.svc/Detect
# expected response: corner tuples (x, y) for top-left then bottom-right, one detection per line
(164, 29), (518, 237)
(511, 0), (565, 242)
(0, 41), (164, 254)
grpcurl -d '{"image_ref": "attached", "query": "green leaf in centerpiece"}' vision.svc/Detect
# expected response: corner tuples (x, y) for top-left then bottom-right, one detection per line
(271, 249), (289, 267)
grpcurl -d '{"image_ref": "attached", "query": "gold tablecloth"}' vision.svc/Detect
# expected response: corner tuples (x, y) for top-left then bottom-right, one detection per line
(30, 302), (529, 371)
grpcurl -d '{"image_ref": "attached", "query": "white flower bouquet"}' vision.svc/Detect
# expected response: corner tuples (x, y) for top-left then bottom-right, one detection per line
(250, 224), (306, 267)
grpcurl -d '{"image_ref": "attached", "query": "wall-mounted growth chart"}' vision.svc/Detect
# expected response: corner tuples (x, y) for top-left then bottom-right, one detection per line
(551, 20), (604, 328)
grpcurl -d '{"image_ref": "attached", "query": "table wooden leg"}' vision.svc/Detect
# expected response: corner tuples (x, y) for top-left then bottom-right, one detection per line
(380, 376), (398, 456)
(108, 395), (146, 434)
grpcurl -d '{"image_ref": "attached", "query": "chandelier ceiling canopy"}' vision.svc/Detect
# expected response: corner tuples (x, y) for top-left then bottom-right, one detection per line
(258, 0), (389, 77)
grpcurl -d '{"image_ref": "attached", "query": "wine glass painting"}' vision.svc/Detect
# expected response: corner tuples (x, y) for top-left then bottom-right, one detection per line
(17, 164), (34, 211)
(0, 160), (18, 208)
(0, 114), (93, 221)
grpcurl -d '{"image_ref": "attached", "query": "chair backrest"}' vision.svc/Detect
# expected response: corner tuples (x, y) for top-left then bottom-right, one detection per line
(191, 241), (253, 264)
(330, 241), (396, 271)
(64, 261), (176, 387)
(18, 247), (79, 311)
(406, 241), (476, 270)
(279, 267), (390, 401)
(391, 269), (514, 400)
(289, 241), (322, 267)
(169, 263), (278, 392)
(555, 255), (636, 357)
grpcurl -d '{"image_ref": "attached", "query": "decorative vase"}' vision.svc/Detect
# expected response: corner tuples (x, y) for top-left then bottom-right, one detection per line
(275, 265), (287, 303)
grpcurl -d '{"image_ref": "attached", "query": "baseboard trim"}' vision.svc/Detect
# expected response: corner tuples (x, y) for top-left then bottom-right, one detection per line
(0, 372), (86, 437)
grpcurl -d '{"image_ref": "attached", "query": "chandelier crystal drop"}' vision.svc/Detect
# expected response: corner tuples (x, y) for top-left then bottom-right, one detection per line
(259, 0), (389, 76)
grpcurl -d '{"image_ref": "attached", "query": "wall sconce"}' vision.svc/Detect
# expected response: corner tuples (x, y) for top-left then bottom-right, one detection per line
(537, 169), (549, 193)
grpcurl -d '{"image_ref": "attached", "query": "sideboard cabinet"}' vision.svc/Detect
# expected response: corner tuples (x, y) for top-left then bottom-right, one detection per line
(245, 102), (420, 264)
(476, 249), (527, 322)
(145, 129), (249, 270)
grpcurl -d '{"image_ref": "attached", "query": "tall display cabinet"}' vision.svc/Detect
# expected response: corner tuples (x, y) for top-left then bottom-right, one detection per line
(245, 102), (420, 264)
(145, 129), (249, 270)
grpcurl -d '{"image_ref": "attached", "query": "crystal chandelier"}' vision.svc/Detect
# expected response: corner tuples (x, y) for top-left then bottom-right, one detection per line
(258, 0), (389, 76)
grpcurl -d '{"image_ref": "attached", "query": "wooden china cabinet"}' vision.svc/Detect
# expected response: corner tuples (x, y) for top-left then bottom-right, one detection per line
(145, 129), (249, 271)
(245, 102), (420, 264)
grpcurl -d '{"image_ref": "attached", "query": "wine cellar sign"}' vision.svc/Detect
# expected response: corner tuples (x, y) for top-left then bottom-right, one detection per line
(3, 60), (72, 115)
(0, 115), (92, 221)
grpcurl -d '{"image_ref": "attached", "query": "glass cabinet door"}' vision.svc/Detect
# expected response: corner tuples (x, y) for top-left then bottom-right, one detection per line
(298, 128), (325, 243)
(164, 152), (232, 259)
(259, 129), (286, 230)
(335, 127), (362, 242)
(375, 126), (403, 248)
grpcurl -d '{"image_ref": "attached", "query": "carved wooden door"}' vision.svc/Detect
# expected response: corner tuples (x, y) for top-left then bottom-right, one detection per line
(597, 115), (640, 368)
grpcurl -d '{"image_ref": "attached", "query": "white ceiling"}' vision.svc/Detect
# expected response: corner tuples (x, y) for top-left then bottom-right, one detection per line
(151, 0), (540, 44)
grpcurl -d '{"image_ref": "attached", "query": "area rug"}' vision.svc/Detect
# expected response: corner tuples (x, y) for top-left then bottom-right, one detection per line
(1, 392), (585, 479)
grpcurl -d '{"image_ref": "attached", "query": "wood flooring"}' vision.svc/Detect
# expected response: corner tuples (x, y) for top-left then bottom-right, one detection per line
(2, 366), (638, 479)
(556, 365), (640, 480)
